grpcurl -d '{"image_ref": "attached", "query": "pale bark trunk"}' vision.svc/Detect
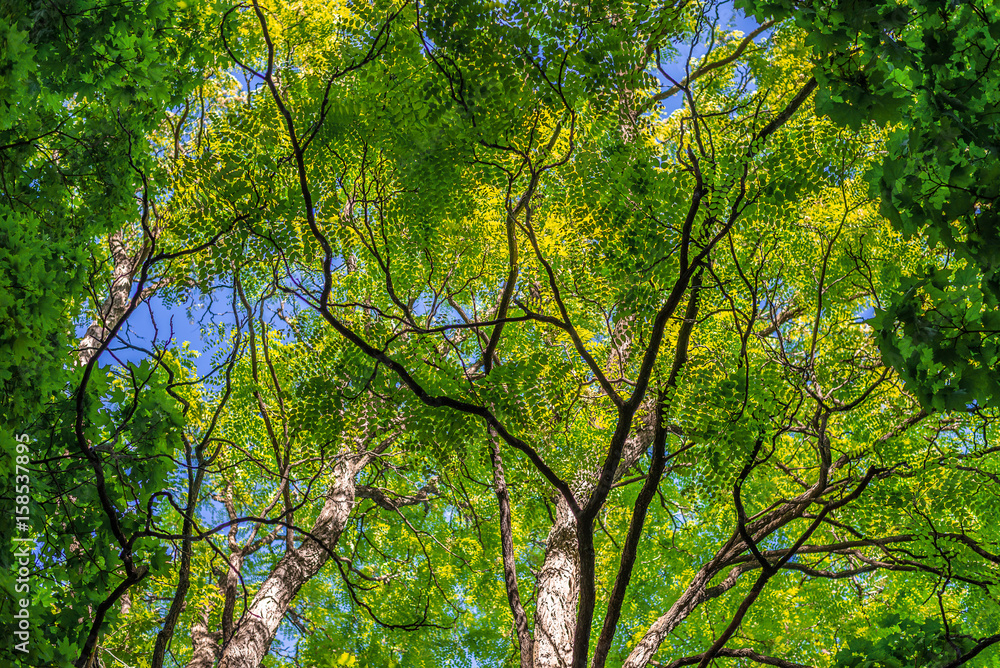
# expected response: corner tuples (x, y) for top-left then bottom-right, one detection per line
(530, 406), (656, 668)
(78, 229), (145, 365)
(533, 497), (579, 668)
(189, 607), (222, 668)
(217, 459), (357, 668)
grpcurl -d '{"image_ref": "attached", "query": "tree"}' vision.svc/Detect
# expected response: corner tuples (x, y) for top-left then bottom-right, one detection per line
(738, 0), (1000, 410)
(3, 1), (1000, 668)
(0, 1), (219, 664)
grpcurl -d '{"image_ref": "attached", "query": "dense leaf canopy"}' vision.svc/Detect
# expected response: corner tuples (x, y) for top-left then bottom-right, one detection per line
(2, 1), (999, 668)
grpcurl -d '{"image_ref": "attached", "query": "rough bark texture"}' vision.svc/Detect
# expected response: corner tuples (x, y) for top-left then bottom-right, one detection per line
(217, 458), (357, 668)
(533, 497), (580, 668)
(529, 404), (656, 668)
(612, 405), (657, 484)
(78, 229), (145, 365)
(188, 607), (222, 668)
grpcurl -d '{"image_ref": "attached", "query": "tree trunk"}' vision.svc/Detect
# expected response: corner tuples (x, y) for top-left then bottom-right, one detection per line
(78, 229), (145, 365)
(533, 496), (579, 668)
(530, 406), (656, 668)
(188, 607), (222, 668)
(217, 458), (357, 668)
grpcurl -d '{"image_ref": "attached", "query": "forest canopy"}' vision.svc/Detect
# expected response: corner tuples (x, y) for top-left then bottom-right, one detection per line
(2, 1), (999, 667)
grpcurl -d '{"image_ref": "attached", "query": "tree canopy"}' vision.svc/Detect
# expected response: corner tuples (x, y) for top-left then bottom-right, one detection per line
(2, 1), (999, 668)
